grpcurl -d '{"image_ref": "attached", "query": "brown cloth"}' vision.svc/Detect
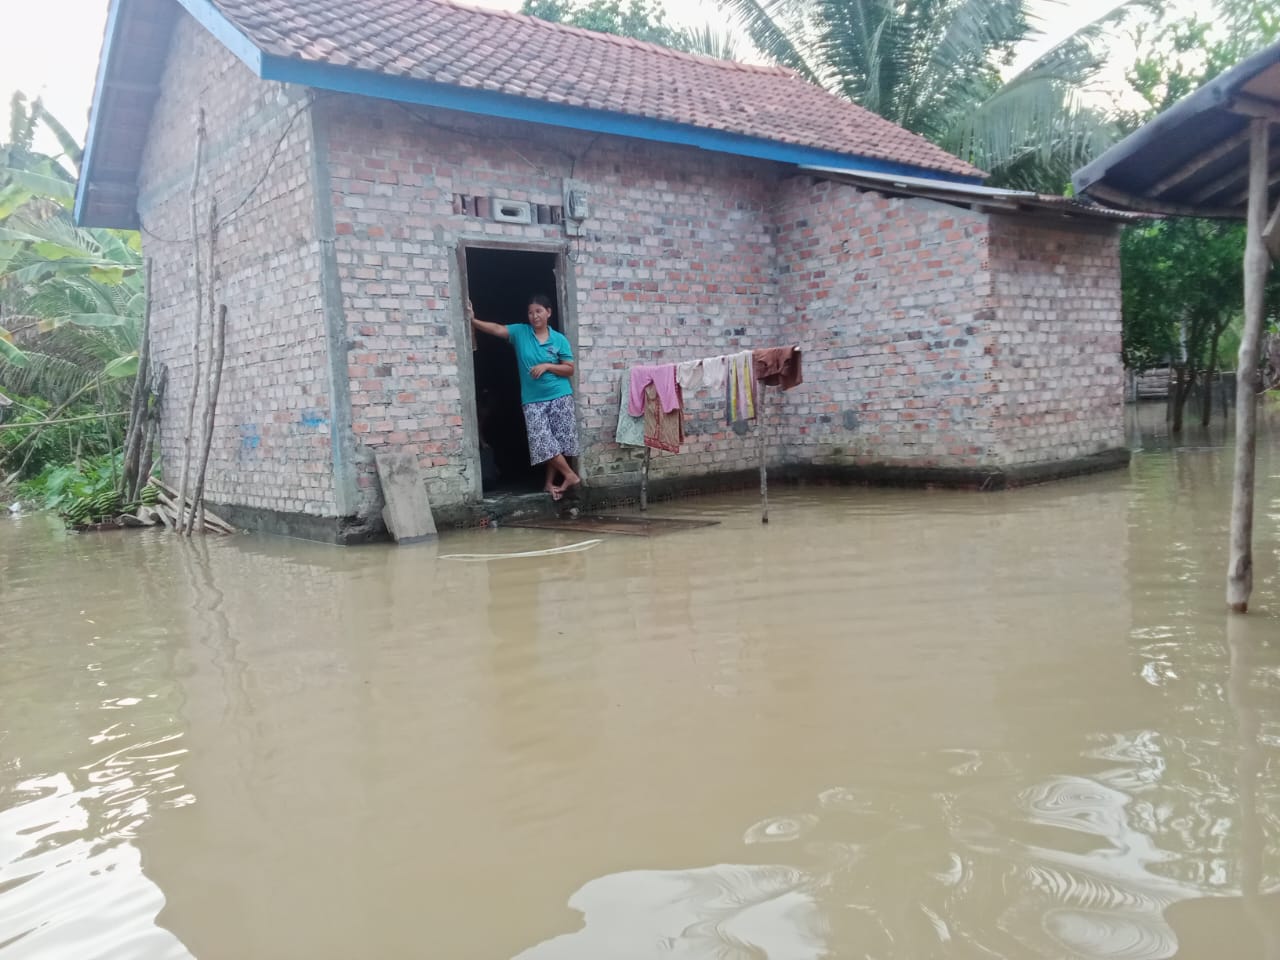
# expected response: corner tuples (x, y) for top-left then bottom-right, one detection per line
(752, 346), (803, 390)
(643, 383), (684, 453)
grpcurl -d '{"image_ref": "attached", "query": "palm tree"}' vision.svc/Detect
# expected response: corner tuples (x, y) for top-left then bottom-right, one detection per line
(718, 0), (1146, 189)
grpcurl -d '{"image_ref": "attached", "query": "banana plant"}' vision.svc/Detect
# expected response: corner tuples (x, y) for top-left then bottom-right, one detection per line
(0, 97), (143, 399)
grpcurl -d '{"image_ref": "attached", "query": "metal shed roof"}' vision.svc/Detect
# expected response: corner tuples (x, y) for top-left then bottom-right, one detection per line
(1072, 39), (1280, 219)
(802, 165), (1142, 222)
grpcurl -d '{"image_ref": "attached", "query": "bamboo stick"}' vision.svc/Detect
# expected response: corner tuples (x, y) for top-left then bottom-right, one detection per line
(1226, 119), (1270, 614)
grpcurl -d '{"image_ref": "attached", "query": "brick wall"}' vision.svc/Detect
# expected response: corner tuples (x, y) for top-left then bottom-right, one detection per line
(986, 216), (1126, 464)
(773, 177), (1000, 468)
(134, 20), (1125, 531)
(136, 13), (337, 517)
(321, 98), (784, 514)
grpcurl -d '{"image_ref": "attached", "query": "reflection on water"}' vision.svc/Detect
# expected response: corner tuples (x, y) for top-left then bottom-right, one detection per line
(514, 864), (825, 960)
(1, 403), (1278, 958)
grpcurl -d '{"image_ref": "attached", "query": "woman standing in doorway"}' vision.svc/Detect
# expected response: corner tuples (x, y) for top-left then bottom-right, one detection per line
(467, 295), (581, 500)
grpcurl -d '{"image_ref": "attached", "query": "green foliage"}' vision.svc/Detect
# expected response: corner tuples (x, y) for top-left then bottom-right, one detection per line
(715, 0), (1146, 189)
(523, 0), (687, 47)
(17, 450), (159, 525)
(19, 454), (118, 512)
(0, 395), (115, 479)
(18, 451), (123, 524)
(1118, 2), (1280, 136)
(520, 0), (741, 57)
(1120, 218), (1245, 370)
(0, 92), (142, 427)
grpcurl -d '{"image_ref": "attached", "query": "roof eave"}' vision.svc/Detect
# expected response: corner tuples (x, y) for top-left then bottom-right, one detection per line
(74, 0), (127, 227)
(75, 0), (265, 229)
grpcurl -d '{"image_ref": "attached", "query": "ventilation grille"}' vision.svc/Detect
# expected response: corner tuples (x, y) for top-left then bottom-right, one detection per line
(453, 194), (563, 225)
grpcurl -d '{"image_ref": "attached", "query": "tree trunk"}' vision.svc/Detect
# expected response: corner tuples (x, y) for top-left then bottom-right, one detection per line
(1171, 365), (1191, 433)
(1174, 312), (1211, 434)
(1202, 325), (1221, 428)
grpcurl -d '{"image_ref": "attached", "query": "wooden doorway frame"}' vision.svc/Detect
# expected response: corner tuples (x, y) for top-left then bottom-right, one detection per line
(452, 237), (578, 499)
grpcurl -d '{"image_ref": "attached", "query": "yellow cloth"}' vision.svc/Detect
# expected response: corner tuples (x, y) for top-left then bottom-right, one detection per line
(726, 351), (756, 424)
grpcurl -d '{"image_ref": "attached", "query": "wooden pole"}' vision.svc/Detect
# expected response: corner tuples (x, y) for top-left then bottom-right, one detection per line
(138, 365), (166, 492)
(0, 411), (129, 431)
(175, 109), (206, 533)
(192, 198), (219, 533)
(1226, 118), (1271, 613)
(758, 383), (769, 524)
(640, 446), (650, 511)
(121, 257), (153, 501)
(188, 304), (227, 535)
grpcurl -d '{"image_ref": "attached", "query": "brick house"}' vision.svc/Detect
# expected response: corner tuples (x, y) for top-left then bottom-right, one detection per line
(76, 0), (1130, 542)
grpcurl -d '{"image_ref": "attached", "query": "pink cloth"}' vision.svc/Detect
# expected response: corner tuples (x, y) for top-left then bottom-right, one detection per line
(628, 364), (680, 416)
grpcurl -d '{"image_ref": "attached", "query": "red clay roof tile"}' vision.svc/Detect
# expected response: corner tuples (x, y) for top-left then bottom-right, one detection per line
(211, 0), (982, 179)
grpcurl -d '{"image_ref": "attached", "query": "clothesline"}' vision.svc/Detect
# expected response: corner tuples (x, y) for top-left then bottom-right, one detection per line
(613, 346), (803, 523)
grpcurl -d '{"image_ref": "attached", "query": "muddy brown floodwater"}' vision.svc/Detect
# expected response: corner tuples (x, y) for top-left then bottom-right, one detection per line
(3, 404), (1280, 960)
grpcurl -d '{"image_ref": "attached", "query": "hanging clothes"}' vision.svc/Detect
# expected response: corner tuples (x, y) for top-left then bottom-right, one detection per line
(700, 354), (730, 391)
(643, 384), (684, 453)
(628, 365), (680, 416)
(676, 359), (704, 391)
(615, 375), (646, 447)
(752, 345), (803, 390)
(725, 351), (756, 426)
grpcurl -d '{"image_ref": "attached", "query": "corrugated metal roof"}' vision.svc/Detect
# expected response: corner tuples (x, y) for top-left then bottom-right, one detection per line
(1072, 40), (1280, 219)
(802, 165), (1144, 222)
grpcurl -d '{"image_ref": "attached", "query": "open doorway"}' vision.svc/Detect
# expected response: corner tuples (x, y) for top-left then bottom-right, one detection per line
(463, 245), (565, 495)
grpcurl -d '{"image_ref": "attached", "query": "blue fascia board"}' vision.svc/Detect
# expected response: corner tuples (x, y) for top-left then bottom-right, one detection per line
(170, 0), (264, 73)
(260, 55), (984, 186)
(74, 0), (126, 225)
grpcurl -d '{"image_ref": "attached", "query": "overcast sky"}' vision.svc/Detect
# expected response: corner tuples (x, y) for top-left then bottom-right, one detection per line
(0, 0), (1191, 159)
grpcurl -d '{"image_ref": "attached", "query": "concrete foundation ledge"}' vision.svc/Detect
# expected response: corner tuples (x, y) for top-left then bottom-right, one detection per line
(792, 447), (1133, 492)
(207, 501), (386, 545)
(207, 447), (1131, 544)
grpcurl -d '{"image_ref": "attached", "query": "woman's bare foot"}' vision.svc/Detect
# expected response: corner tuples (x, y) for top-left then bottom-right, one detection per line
(552, 471), (581, 499)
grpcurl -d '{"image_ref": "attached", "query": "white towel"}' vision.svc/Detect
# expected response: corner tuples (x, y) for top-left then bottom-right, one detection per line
(676, 359), (703, 391)
(700, 354), (730, 390)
